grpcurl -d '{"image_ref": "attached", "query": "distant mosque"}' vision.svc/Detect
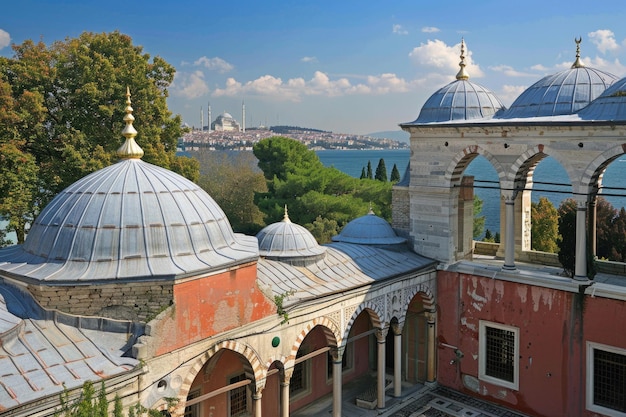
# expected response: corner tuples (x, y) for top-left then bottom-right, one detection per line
(203, 101), (246, 132)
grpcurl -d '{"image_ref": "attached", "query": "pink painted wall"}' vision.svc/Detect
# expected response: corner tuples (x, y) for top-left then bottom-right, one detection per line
(436, 270), (626, 417)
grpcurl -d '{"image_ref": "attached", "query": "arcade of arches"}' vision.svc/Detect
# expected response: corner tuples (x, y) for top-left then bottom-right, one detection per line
(394, 122), (626, 280)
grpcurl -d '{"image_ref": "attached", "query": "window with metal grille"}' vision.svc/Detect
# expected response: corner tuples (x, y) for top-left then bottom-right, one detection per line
(184, 389), (200, 417)
(290, 360), (306, 395)
(229, 374), (248, 417)
(587, 342), (626, 415)
(479, 321), (519, 390)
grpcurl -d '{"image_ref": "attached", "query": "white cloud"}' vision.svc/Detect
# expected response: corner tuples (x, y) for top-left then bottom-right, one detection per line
(421, 27), (440, 33)
(212, 71), (412, 101)
(171, 70), (210, 99)
(408, 39), (484, 78)
(193, 56), (234, 73)
(393, 24), (408, 35)
(301, 56), (317, 63)
(588, 30), (620, 54)
(489, 65), (536, 77)
(0, 29), (10, 49)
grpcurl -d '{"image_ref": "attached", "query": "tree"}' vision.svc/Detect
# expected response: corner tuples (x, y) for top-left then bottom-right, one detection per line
(0, 31), (198, 241)
(359, 167), (366, 179)
(374, 158), (387, 181)
(390, 163), (401, 182)
(366, 160), (373, 179)
(473, 195), (485, 239)
(531, 197), (559, 253)
(196, 150), (267, 234)
(253, 136), (392, 242)
(557, 199), (577, 277)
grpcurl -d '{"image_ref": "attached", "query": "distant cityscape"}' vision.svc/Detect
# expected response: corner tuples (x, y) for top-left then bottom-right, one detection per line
(179, 125), (409, 152)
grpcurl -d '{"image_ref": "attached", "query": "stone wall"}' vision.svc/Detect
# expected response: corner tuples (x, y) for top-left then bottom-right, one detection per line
(28, 281), (174, 322)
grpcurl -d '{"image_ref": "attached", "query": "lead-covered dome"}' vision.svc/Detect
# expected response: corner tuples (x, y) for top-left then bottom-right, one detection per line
(0, 90), (257, 282)
(411, 39), (505, 124)
(497, 39), (618, 119)
(256, 208), (326, 264)
(577, 76), (626, 121)
(332, 209), (406, 245)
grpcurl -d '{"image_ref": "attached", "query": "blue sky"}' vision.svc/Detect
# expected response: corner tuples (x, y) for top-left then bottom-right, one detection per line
(3, 0), (626, 134)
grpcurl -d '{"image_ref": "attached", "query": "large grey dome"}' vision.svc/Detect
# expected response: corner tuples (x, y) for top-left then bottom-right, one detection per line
(497, 40), (618, 119)
(0, 91), (257, 282)
(332, 210), (406, 245)
(578, 76), (626, 121)
(256, 210), (326, 263)
(410, 39), (504, 124)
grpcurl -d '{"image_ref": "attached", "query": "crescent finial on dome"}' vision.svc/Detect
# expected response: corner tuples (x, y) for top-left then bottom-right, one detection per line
(571, 37), (585, 69)
(456, 38), (470, 80)
(117, 87), (144, 159)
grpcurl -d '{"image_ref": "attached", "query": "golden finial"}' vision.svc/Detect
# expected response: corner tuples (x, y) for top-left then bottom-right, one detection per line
(117, 87), (144, 159)
(283, 204), (291, 223)
(571, 37), (584, 69)
(456, 38), (470, 80)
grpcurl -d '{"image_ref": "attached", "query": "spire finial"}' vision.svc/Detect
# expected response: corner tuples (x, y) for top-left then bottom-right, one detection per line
(456, 38), (470, 80)
(117, 87), (144, 159)
(283, 204), (291, 223)
(572, 37), (584, 69)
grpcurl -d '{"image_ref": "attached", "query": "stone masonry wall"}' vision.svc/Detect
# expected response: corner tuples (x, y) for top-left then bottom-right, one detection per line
(28, 281), (174, 322)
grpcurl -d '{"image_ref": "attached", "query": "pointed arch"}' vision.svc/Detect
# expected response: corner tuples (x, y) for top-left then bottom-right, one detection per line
(445, 145), (506, 186)
(286, 317), (340, 368)
(579, 144), (626, 196)
(342, 300), (385, 342)
(178, 339), (265, 404)
(399, 283), (436, 325)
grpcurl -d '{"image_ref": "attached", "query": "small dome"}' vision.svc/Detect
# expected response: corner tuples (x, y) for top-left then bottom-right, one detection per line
(411, 39), (505, 124)
(332, 210), (406, 245)
(256, 208), (326, 263)
(497, 39), (618, 119)
(578, 77), (626, 121)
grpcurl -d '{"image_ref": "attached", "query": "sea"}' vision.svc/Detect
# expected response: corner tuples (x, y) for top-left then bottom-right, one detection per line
(315, 149), (626, 236)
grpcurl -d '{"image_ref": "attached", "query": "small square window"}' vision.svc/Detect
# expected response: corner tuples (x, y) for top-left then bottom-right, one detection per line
(479, 321), (519, 390)
(228, 374), (249, 417)
(184, 389), (200, 417)
(587, 342), (626, 416)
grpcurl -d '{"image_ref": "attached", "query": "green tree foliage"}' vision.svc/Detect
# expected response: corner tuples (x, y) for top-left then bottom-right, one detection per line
(473, 195), (485, 239)
(360, 167), (366, 179)
(557, 199), (577, 277)
(390, 163), (401, 182)
(306, 216), (340, 244)
(374, 158), (387, 181)
(196, 150), (267, 234)
(253, 137), (392, 242)
(366, 160), (373, 179)
(0, 31), (197, 241)
(531, 197), (559, 253)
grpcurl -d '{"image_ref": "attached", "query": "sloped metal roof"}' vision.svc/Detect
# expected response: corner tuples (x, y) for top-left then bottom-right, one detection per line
(0, 282), (140, 410)
(256, 243), (436, 305)
(256, 212), (326, 261)
(0, 159), (258, 282)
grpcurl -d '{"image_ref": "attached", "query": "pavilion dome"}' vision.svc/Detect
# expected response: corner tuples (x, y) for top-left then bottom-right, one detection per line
(577, 76), (626, 121)
(0, 90), (258, 282)
(497, 39), (618, 119)
(332, 209), (406, 245)
(256, 208), (326, 264)
(411, 39), (505, 124)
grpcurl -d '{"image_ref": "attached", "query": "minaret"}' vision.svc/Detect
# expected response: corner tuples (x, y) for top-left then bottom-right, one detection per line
(208, 102), (212, 133)
(242, 100), (246, 132)
(455, 38), (470, 80)
(201, 106), (204, 131)
(117, 87), (144, 159)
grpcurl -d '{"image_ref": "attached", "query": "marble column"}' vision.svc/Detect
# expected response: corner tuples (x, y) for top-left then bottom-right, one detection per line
(426, 311), (437, 382)
(280, 381), (289, 417)
(391, 323), (403, 397)
(252, 392), (262, 417)
(574, 198), (588, 280)
(503, 193), (517, 271)
(332, 353), (343, 417)
(376, 329), (387, 409)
